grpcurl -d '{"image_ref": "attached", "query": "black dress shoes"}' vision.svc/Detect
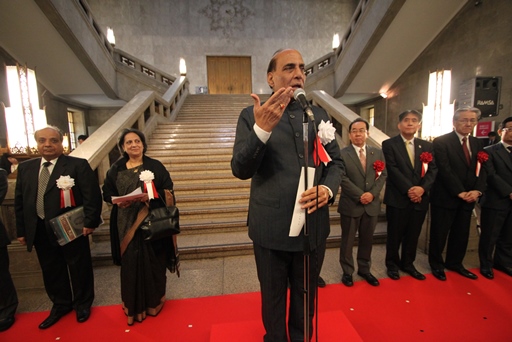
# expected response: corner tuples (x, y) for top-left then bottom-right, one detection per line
(387, 270), (400, 280)
(341, 274), (353, 287)
(493, 264), (512, 277)
(446, 267), (478, 280)
(432, 269), (446, 281)
(39, 308), (72, 329)
(480, 269), (494, 279)
(401, 267), (426, 280)
(76, 308), (91, 323)
(0, 316), (15, 332)
(358, 272), (380, 286)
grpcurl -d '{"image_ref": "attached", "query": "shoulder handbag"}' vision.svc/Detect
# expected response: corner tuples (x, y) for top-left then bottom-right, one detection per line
(139, 190), (180, 241)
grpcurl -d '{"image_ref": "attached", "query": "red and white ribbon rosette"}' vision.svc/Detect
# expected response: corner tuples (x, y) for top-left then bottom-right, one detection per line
(56, 175), (76, 208)
(476, 151), (488, 177)
(140, 170), (159, 200)
(373, 160), (385, 180)
(419, 152), (433, 178)
(313, 120), (336, 166)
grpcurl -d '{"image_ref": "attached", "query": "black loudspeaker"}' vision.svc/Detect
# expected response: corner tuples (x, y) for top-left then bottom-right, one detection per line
(459, 77), (501, 117)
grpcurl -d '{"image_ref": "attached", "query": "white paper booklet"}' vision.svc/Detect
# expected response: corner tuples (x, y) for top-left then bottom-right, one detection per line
(289, 167), (315, 237)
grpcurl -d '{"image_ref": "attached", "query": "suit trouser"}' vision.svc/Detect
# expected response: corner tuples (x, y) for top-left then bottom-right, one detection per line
(34, 218), (94, 312)
(479, 207), (512, 269)
(339, 213), (377, 275)
(253, 243), (322, 342)
(428, 204), (473, 270)
(385, 205), (427, 271)
(0, 245), (18, 320)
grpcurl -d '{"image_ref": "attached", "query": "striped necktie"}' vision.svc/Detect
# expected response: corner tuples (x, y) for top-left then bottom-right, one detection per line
(359, 147), (366, 171)
(36, 161), (52, 219)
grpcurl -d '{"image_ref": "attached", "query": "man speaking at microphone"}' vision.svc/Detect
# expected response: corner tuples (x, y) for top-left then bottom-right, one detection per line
(231, 49), (343, 341)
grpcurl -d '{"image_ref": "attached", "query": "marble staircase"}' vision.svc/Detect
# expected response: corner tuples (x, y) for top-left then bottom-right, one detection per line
(90, 94), (386, 266)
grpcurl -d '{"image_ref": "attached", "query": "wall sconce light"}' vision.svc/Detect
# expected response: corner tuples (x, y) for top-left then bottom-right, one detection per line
(3, 64), (47, 154)
(379, 92), (388, 99)
(107, 27), (116, 46)
(332, 33), (340, 51)
(179, 58), (187, 76)
(422, 70), (455, 141)
(62, 133), (70, 154)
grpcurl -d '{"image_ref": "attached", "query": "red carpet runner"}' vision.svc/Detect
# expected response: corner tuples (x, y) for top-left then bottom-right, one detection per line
(3, 269), (512, 341)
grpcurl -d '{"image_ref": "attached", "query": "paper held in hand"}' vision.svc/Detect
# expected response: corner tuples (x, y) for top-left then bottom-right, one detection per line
(289, 167), (315, 237)
(111, 188), (146, 204)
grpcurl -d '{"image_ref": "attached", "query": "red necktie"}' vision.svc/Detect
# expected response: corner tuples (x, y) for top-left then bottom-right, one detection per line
(462, 136), (471, 165)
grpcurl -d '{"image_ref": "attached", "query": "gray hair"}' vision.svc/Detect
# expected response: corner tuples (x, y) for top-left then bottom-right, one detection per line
(453, 107), (481, 122)
(34, 125), (64, 142)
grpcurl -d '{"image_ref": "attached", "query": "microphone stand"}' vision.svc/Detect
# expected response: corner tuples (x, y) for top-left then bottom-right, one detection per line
(302, 110), (318, 342)
(302, 111), (311, 342)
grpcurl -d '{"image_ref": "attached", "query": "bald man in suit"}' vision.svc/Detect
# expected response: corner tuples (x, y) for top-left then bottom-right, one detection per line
(15, 126), (102, 329)
(231, 49), (343, 341)
(338, 118), (387, 287)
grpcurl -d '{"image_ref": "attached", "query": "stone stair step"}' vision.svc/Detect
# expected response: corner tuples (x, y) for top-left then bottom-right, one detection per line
(89, 94), (385, 265)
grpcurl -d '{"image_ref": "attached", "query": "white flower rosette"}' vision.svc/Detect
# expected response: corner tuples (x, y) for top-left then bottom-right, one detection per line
(317, 120), (336, 145)
(56, 175), (76, 208)
(140, 170), (158, 200)
(314, 120), (335, 166)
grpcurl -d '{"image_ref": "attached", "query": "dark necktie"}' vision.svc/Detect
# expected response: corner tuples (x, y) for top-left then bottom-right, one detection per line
(462, 136), (471, 166)
(508, 146), (512, 160)
(37, 161), (52, 219)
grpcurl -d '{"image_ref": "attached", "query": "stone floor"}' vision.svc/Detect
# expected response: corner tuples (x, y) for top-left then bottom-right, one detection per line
(16, 244), (480, 313)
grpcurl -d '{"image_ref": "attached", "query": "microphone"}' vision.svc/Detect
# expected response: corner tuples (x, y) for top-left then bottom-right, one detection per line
(293, 88), (315, 121)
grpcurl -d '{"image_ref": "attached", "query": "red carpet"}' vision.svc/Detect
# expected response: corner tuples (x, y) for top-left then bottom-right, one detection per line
(3, 269), (512, 341)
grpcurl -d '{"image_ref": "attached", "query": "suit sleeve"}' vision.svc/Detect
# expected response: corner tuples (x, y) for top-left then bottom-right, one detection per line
(231, 107), (267, 180)
(14, 163), (26, 237)
(484, 147), (512, 197)
(0, 169), (7, 204)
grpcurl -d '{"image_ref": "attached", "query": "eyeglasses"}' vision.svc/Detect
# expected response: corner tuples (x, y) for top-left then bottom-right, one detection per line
(457, 119), (478, 124)
(350, 129), (367, 134)
(502, 127), (512, 132)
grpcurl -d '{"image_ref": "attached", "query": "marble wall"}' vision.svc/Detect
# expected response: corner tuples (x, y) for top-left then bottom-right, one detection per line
(367, 0), (512, 137)
(87, 0), (357, 94)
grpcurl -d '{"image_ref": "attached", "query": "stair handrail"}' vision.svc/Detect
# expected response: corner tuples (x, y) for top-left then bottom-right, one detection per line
(310, 90), (389, 148)
(70, 76), (189, 183)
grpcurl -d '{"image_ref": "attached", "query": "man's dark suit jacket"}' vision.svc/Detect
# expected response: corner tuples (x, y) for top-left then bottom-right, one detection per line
(337, 145), (386, 217)
(481, 143), (512, 209)
(231, 101), (343, 252)
(430, 131), (486, 208)
(383, 135), (437, 210)
(0, 169), (9, 248)
(15, 155), (102, 251)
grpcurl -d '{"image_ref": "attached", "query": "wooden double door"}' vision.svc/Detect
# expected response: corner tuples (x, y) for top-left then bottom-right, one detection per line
(207, 56), (252, 94)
